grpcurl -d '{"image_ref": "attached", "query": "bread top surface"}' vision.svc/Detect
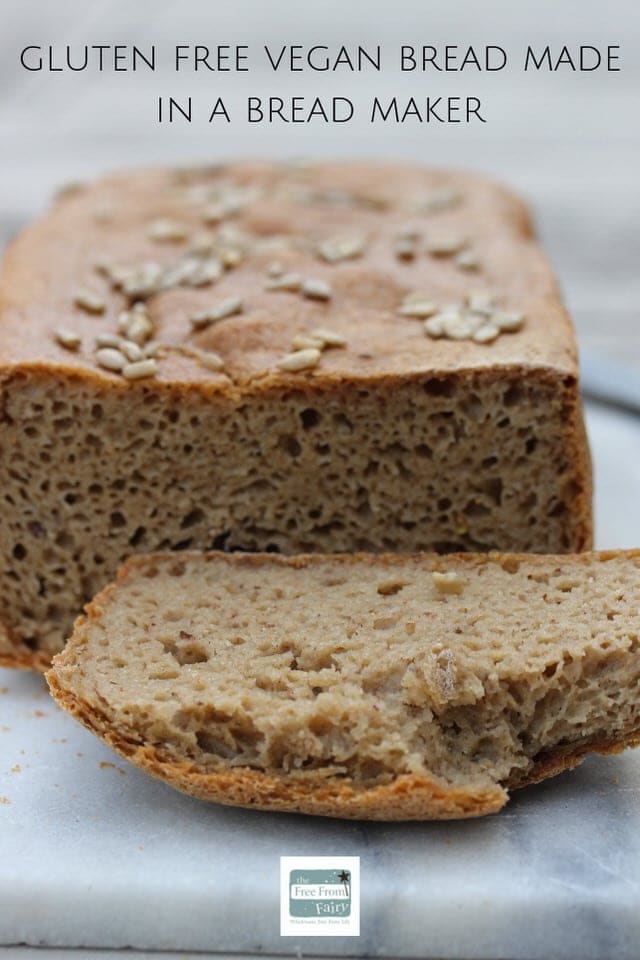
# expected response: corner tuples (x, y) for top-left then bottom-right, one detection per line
(0, 162), (578, 390)
(49, 549), (640, 795)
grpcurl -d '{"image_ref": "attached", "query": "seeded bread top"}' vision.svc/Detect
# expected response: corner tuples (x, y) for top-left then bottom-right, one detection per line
(0, 162), (577, 389)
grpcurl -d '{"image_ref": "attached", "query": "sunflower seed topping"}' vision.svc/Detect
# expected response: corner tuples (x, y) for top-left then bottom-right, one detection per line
(119, 305), (153, 346)
(188, 232), (216, 256)
(399, 300), (438, 319)
(418, 188), (462, 215)
(143, 341), (163, 358)
(175, 345), (226, 372)
(54, 328), (81, 351)
(317, 234), (365, 264)
(108, 262), (164, 300)
(120, 340), (145, 363)
(74, 288), (106, 314)
(220, 247), (243, 270)
(423, 316), (445, 338)
(266, 272), (303, 292)
(493, 311), (525, 332)
(468, 292), (497, 316)
(147, 218), (188, 243)
(95, 332), (123, 349)
(291, 335), (325, 351)
(122, 359), (158, 380)
(301, 278), (332, 301)
(421, 295), (526, 344)
(192, 349), (225, 371)
(310, 328), (347, 348)
(426, 236), (467, 257)
(455, 249), (481, 271)
(472, 324), (500, 344)
(190, 297), (243, 330)
(95, 347), (127, 372)
(201, 201), (231, 225)
(277, 348), (322, 372)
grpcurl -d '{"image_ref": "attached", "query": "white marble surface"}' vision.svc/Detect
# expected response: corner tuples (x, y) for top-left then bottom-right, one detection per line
(1, 402), (639, 960)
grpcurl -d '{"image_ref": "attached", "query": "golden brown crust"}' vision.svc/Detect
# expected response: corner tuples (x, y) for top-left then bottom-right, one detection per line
(46, 674), (507, 820)
(46, 670), (640, 821)
(0, 162), (579, 384)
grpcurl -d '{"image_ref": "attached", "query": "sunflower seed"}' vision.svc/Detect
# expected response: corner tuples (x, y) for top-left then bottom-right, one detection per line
(95, 333), (123, 349)
(188, 232), (216, 256)
(455, 250), (480, 271)
(201, 202), (229, 224)
(302, 278), (332, 301)
(122, 359), (158, 380)
(467, 292), (496, 316)
(277, 348), (322, 371)
(266, 272), (303, 292)
(190, 297), (243, 330)
(126, 314), (154, 345)
(291, 335), (325, 351)
(95, 348), (127, 372)
(424, 316), (445, 338)
(54, 328), (81, 351)
(310, 328), (347, 348)
(119, 340), (144, 362)
(472, 325), (500, 344)
(194, 350), (225, 371)
(119, 263), (164, 300)
(493, 311), (525, 332)
(419, 188), (462, 214)
(219, 247), (243, 270)
(426, 236), (467, 257)
(317, 234), (365, 264)
(147, 218), (188, 243)
(399, 301), (438, 319)
(143, 341), (163, 358)
(74, 288), (105, 314)
(442, 314), (476, 340)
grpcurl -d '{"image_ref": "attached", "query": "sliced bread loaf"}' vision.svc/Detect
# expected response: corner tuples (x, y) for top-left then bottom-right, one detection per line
(0, 162), (591, 668)
(47, 550), (640, 820)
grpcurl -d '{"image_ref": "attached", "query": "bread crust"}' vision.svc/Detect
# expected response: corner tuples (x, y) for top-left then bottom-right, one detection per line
(46, 674), (640, 821)
(0, 162), (579, 382)
(46, 548), (640, 820)
(45, 674), (508, 820)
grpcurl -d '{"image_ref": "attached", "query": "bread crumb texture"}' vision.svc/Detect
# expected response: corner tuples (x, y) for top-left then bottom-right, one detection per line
(48, 550), (640, 820)
(0, 162), (591, 665)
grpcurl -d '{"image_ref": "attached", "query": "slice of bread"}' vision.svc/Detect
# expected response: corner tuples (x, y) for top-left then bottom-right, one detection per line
(47, 550), (640, 820)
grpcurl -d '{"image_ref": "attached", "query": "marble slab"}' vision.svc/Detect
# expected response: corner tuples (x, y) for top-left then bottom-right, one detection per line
(1, 401), (640, 960)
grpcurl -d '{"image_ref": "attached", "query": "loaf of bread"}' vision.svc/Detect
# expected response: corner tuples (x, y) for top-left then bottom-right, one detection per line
(0, 162), (592, 668)
(47, 550), (640, 820)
